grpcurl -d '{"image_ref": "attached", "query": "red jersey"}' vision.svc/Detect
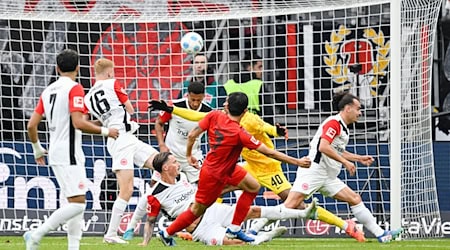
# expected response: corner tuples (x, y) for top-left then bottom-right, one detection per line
(199, 110), (261, 179)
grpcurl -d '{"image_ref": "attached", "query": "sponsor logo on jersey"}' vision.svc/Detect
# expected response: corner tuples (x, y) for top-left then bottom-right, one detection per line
(73, 96), (84, 108)
(250, 136), (259, 145)
(325, 127), (337, 139)
(174, 189), (195, 204)
(176, 128), (188, 137)
(120, 158), (128, 166)
(301, 182), (309, 190)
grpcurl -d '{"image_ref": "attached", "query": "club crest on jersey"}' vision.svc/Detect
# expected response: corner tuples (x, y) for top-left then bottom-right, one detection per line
(324, 25), (389, 108)
(73, 96), (84, 108)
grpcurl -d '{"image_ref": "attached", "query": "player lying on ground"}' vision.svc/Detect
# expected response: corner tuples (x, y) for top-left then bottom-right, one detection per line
(148, 99), (366, 242)
(131, 152), (317, 246)
(151, 93), (311, 246)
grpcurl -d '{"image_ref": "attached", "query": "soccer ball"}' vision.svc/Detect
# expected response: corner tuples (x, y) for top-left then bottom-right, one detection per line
(180, 32), (203, 54)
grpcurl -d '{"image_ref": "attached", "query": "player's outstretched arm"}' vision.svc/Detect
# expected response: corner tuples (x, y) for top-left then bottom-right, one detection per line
(71, 111), (119, 139)
(244, 112), (288, 138)
(139, 216), (157, 246)
(255, 144), (310, 168)
(343, 151), (374, 166)
(148, 100), (207, 121)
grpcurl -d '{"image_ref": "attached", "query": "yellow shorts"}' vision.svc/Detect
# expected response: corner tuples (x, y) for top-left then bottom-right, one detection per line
(243, 161), (291, 195)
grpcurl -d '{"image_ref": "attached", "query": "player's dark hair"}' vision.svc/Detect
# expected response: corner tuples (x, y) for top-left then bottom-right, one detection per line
(57, 49), (79, 72)
(241, 53), (262, 71)
(227, 92), (248, 116)
(332, 91), (359, 111)
(193, 53), (206, 60)
(152, 152), (172, 173)
(187, 81), (205, 95)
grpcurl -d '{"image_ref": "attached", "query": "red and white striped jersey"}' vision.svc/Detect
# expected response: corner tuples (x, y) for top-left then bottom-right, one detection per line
(34, 76), (86, 166)
(84, 79), (131, 132)
(308, 114), (349, 175)
(146, 179), (196, 220)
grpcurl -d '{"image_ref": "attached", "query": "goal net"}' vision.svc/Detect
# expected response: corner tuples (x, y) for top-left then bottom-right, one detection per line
(0, 0), (443, 239)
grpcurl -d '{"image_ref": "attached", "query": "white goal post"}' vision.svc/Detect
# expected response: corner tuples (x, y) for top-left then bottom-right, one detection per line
(0, 0), (443, 239)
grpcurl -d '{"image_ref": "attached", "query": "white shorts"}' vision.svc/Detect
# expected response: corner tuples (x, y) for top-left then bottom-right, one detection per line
(291, 162), (346, 198)
(107, 132), (158, 171)
(52, 164), (87, 198)
(192, 203), (234, 245)
(177, 154), (203, 183)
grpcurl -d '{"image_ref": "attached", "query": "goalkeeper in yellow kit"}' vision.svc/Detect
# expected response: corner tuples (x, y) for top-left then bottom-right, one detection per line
(148, 99), (366, 242)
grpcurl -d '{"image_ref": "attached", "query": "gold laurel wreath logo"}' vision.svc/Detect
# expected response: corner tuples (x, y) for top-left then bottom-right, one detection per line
(324, 25), (390, 95)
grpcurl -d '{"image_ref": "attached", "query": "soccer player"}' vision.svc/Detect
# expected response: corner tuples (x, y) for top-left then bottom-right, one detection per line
(232, 111), (366, 242)
(149, 92), (311, 246)
(149, 97), (366, 242)
(283, 91), (403, 243)
(83, 58), (159, 244)
(154, 81), (212, 184)
(136, 152), (316, 246)
(121, 81), (211, 241)
(24, 49), (119, 250)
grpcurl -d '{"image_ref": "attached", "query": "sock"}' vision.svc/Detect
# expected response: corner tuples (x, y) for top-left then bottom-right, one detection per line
(32, 202), (85, 242)
(231, 191), (257, 226)
(105, 197), (128, 237)
(248, 218), (270, 234)
(260, 204), (309, 220)
(66, 210), (84, 250)
(126, 195), (148, 231)
(315, 206), (345, 229)
(166, 209), (198, 236)
(351, 202), (384, 237)
(227, 224), (242, 232)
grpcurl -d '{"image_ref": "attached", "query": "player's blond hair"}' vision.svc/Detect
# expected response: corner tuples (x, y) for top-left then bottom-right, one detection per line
(94, 58), (114, 75)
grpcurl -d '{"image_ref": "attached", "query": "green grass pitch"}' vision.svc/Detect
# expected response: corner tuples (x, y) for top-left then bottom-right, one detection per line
(3, 236), (450, 250)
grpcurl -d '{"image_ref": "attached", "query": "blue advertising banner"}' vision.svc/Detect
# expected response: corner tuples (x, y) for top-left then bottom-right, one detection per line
(1, 140), (450, 237)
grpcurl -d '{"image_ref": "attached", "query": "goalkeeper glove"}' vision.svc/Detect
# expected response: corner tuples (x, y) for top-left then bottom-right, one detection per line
(276, 123), (287, 137)
(148, 100), (173, 113)
(31, 141), (47, 159)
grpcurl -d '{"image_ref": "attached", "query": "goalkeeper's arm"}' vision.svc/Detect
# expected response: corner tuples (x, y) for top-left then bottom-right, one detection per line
(172, 106), (207, 121)
(148, 100), (207, 121)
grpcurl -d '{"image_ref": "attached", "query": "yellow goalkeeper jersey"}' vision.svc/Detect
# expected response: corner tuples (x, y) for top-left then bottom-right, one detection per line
(240, 112), (281, 174)
(171, 107), (282, 174)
